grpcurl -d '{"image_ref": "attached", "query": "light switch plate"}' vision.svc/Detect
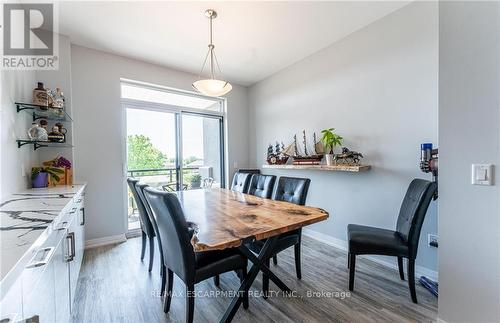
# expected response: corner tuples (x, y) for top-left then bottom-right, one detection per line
(471, 164), (494, 185)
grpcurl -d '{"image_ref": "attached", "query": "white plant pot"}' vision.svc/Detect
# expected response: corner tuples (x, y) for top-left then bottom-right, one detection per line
(325, 154), (334, 166)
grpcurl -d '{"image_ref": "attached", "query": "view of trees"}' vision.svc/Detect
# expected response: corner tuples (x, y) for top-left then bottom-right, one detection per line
(127, 135), (167, 170)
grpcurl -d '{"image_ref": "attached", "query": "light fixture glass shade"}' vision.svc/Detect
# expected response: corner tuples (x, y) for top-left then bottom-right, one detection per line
(192, 79), (232, 97)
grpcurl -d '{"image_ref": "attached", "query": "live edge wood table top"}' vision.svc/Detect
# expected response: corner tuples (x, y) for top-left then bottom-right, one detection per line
(176, 188), (329, 252)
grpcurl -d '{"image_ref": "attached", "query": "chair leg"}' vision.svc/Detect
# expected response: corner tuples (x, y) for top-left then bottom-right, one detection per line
(273, 255), (278, 265)
(140, 231), (146, 261)
(163, 268), (174, 313)
(240, 267), (249, 309)
(186, 284), (195, 323)
(148, 237), (154, 272)
(160, 265), (166, 296)
(262, 258), (270, 299)
(408, 259), (418, 303)
(214, 275), (220, 287)
(398, 257), (405, 280)
(294, 242), (302, 279)
(348, 253), (356, 291)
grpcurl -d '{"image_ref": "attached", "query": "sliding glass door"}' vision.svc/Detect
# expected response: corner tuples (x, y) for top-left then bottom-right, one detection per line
(181, 113), (224, 190)
(123, 82), (225, 231)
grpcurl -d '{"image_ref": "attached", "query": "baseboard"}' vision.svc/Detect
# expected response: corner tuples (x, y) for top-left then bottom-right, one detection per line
(303, 228), (438, 282)
(85, 234), (127, 249)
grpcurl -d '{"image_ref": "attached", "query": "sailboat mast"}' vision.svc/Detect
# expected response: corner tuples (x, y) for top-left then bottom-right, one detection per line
(293, 134), (299, 157)
(303, 130), (309, 156)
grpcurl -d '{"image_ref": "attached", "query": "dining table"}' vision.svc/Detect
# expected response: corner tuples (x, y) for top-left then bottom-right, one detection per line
(176, 187), (329, 323)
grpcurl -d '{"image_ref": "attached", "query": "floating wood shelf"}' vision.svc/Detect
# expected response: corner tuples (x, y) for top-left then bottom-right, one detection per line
(262, 164), (371, 172)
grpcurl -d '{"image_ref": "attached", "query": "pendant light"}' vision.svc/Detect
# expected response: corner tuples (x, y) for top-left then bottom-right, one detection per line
(192, 9), (232, 97)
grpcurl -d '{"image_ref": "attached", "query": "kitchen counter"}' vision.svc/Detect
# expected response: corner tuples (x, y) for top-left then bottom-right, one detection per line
(0, 184), (86, 285)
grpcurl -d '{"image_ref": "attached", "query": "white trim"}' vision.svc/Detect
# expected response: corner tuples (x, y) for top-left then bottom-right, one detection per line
(85, 234), (127, 249)
(303, 228), (438, 282)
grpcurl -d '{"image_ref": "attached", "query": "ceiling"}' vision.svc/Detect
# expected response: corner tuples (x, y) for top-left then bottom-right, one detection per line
(59, 1), (411, 86)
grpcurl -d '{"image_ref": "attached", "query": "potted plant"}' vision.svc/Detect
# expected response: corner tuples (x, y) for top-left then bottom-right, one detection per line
(321, 128), (343, 166)
(31, 166), (65, 188)
(188, 174), (202, 189)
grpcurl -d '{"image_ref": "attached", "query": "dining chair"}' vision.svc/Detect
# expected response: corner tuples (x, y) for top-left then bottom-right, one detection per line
(247, 174), (276, 199)
(135, 183), (167, 294)
(126, 178), (155, 272)
(236, 169), (261, 174)
(249, 176), (310, 297)
(347, 178), (437, 303)
(143, 187), (249, 323)
(230, 172), (251, 193)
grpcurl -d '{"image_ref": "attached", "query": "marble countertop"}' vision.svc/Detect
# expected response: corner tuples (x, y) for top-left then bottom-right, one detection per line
(0, 184), (85, 283)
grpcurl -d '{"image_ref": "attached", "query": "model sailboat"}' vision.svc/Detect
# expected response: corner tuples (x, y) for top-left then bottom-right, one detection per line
(283, 131), (324, 165)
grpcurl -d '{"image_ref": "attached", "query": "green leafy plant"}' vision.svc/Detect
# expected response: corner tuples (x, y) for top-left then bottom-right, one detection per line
(186, 174), (202, 188)
(32, 166), (65, 185)
(321, 128), (343, 154)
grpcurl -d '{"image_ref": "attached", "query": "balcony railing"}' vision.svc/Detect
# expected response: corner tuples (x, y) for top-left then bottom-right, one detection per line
(126, 167), (201, 229)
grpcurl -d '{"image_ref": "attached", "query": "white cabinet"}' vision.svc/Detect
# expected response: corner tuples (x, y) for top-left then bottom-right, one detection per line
(0, 187), (85, 323)
(0, 278), (23, 322)
(21, 238), (57, 323)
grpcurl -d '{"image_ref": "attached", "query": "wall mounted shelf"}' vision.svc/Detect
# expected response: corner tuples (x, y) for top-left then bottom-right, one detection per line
(16, 139), (73, 150)
(262, 164), (371, 172)
(16, 102), (72, 122)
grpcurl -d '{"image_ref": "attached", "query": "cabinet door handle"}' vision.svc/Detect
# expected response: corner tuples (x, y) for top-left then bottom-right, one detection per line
(66, 232), (75, 262)
(57, 221), (68, 231)
(80, 207), (85, 226)
(26, 247), (55, 268)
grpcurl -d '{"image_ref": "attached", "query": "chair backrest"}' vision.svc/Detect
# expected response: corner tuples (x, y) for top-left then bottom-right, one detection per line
(143, 187), (196, 284)
(135, 183), (163, 262)
(247, 174), (276, 199)
(126, 178), (154, 237)
(230, 172), (251, 193)
(395, 179), (437, 259)
(237, 169), (261, 174)
(274, 176), (311, 205)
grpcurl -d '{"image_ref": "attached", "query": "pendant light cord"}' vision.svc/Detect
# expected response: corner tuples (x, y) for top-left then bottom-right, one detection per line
(196, 10), (224, 81)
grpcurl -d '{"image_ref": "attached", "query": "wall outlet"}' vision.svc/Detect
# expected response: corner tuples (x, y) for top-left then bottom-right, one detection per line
(428, 234), (438, 248)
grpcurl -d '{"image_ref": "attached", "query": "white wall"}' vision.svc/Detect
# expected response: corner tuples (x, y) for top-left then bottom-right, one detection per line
(70, 45), (249, 240)
(36, 34), (74, 166)
(248, 2), (438, 275)
(0, 70), (38, 198)
(438, 1), (500, 322)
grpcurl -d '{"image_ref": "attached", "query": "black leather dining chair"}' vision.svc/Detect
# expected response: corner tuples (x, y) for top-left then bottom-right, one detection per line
(230, 172), (251, 193)
(236, 169), (261, 174)
(347, 179), (437, 303)
(143, 187), (249, 323)
(247, 174), (276, 199)
(127, 178), (155, 272)
(135, 183), (167, 294)
(249, 176), (310, 297)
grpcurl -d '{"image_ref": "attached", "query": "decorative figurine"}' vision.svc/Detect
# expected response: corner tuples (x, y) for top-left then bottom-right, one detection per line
(282, 130), (324, 165)
(48, 125), (65, 143)
(333, 147), (364, 164)
(266, 141), (289, 165)
(28, 122), (48, 141)
(33, 82), (49, 108)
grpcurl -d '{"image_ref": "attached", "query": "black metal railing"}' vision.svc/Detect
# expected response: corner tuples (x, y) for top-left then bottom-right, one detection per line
(126, 167), (201, 226)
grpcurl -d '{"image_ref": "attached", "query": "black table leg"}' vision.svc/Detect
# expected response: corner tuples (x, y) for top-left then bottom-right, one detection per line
(219, 236), (291, 323)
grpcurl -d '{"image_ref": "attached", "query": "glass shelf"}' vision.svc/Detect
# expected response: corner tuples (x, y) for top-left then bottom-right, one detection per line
(16, 102), (73, 122)
(16, 139), (73, 150)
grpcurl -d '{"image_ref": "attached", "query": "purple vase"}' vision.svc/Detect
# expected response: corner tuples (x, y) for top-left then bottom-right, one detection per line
(32, 172), (48, 188)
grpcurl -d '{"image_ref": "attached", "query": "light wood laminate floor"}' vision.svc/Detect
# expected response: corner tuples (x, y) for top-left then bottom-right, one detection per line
(71, 236), (437, 323)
